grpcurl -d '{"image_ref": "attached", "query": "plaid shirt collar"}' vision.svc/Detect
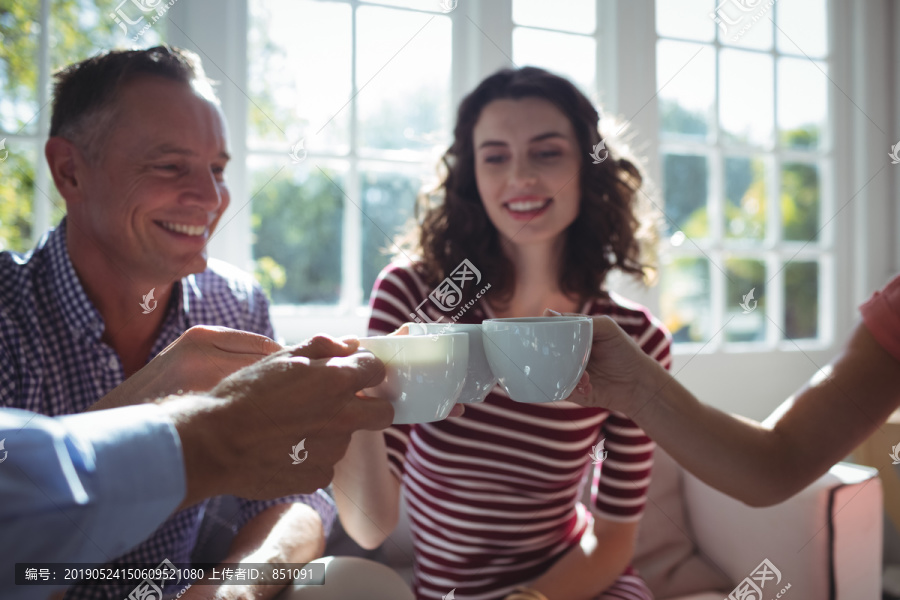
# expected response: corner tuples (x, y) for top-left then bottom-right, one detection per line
(45, 218), (196, 348)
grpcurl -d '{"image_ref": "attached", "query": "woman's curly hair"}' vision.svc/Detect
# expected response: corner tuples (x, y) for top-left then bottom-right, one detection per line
(399, 66), (659, 307)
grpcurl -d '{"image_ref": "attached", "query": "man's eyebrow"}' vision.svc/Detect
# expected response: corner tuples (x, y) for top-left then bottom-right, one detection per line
(145, 144), (231, 161)
(477, 131), (566, 149)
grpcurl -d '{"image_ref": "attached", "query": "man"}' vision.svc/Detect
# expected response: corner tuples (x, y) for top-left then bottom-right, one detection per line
(0, 46), (339, 600)
(1, 332), (392, 600)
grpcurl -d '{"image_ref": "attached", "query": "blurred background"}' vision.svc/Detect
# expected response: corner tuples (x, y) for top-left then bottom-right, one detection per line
(0, 0), (897, 423)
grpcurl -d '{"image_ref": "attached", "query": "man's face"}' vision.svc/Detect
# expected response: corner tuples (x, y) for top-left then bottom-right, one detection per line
(72, 75), (231, 283)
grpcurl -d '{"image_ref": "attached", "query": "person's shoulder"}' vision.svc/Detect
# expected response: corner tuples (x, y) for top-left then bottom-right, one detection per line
(589, 292), (671, 341)
(0, 243), (46, 322)
(372, 260), (430, 296)
(0, 250), (31, 300)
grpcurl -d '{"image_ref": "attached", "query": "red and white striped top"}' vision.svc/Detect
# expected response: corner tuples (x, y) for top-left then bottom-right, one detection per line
(369, 262), (671, 600)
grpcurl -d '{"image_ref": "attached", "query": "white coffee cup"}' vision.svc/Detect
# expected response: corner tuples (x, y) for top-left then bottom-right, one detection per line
(481, 316), (593, 403)
(358, 333), (469, 424)
(406, 322), (498, 404)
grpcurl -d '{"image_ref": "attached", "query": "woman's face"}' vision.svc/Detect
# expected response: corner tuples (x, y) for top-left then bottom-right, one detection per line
(472, 97), (582, 249)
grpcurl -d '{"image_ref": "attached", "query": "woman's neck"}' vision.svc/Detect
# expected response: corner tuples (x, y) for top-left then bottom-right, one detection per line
(491, 237), (581, 318)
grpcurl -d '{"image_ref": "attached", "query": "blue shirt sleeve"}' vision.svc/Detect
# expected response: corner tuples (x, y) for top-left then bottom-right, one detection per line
(0, 405), (185, 599)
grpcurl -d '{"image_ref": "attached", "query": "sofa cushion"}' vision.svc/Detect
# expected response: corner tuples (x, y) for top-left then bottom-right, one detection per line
(631, 447), (731, 599)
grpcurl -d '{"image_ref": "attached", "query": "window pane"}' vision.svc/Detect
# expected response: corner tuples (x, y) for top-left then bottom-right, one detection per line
(362, 0), (449, 11)
(781, 162), (819, 242)
(357, 6), (451, 152)
(778, 58), (827, 150)
(361, 169), (421, 300)
(663, 153), (708, 238)
(512, 28), (595, 99)
(0, 1), (40, 133)
(513, 0), (596, 34)
(724, 156), (766, 240)
(657, 40), (714, 139)
(660, 256), (711, 343)
(725, 257), (765, 342)
(250, 158), (344, 304)
(657, 0), (715, 41)
(0, 141), (38, 252)
(776, 0), (827, 58)
(719, 49), (773, 146)
(54, 0), (156, 70)
(784, 261), (818, 339)
(715, 0), (774, 50)
(249, 0), (351, 153)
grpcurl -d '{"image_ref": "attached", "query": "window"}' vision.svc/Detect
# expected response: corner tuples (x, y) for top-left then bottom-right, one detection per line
(246, 0), (452, 316)
(511, 0), (599, 99)
(656, 0), (832, 350)
(0, 0), (162, 252)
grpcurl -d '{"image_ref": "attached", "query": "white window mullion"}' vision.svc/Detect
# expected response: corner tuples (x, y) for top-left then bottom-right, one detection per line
(342, 1), (363, 311)
(477, 0), (513, 79)
(765, 250), (782, 345)
(33, 0), (52, 243)
(710, 247), (726, 349)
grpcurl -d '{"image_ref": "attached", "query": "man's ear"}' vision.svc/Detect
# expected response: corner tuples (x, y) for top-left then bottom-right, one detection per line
(45, 137), (88, 206)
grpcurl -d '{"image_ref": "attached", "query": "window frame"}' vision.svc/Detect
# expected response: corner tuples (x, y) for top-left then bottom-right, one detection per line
(655, 12), (837, 353)
(13, 1), (894, 416)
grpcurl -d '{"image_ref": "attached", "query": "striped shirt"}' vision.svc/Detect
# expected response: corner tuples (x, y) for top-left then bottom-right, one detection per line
(369, 262), (671, 600)
(0, 220), (335, 600)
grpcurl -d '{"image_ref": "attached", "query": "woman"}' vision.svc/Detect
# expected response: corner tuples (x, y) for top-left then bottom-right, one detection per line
(334, 67), (669, 600)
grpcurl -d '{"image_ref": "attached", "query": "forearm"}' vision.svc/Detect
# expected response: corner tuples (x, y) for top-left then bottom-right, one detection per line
(528, 522), (634, 600)
(332, 430), (400, 549)
(629, 362), (800, 506)
(181, 503), (324, 600)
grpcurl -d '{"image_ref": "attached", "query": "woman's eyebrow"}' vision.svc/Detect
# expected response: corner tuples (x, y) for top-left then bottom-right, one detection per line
(530, 132), (565, 143)
(477, 132), (565, 149)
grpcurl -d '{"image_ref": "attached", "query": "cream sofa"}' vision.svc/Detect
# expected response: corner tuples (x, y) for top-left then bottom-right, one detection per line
(374, 448), (883, 599)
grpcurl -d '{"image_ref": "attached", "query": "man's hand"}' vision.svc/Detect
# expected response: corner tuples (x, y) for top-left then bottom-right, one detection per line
(165, 335), (394, 506)
(547, 311), (664, 415)
(88, 326), (283, 411)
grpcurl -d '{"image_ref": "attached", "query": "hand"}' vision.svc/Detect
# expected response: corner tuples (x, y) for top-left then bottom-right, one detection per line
(166, 335), (394, 505)
(546, 310), (662, 415)
(88, 326), (283, 411)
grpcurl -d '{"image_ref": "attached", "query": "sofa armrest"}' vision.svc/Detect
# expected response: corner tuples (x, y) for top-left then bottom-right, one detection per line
(682, 462), (882, 600)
